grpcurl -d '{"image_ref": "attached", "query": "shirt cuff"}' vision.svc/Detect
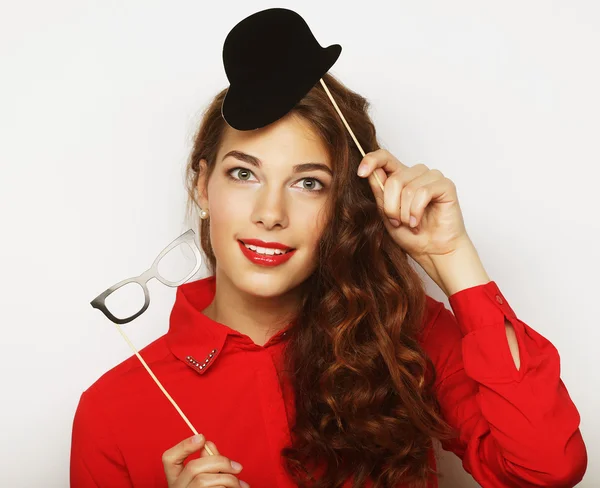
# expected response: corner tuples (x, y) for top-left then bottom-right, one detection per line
(447, 280), (517, 335)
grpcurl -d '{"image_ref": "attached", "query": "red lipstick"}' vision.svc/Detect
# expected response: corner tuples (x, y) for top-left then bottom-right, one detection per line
(238, 240), (296, 267)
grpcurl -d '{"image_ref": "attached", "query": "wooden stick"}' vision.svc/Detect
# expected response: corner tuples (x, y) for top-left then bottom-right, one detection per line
(319, 78), (385, 192)
(114, 323), (215, 456)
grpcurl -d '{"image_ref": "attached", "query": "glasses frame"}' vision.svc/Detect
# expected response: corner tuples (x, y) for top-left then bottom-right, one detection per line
(90, 229), (203, 325)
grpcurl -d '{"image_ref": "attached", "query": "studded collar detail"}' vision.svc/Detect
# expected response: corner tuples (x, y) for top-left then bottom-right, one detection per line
(165, 275), (291, 375)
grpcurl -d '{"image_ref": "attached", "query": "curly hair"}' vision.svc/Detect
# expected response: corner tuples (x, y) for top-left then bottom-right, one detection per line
(184, 72), (457, 488)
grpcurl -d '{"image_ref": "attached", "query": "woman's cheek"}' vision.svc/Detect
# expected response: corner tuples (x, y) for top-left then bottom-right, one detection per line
(302, 209), (329, 254)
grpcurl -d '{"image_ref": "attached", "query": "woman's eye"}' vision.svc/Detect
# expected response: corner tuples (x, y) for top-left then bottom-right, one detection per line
(228, 168), (256, 181)
(226, 167), (325, 193)
(292, 178), (324, 192)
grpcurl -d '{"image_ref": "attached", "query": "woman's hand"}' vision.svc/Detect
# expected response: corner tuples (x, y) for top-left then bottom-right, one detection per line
(357, 149), (471, 263)
(162, 433), (250, 488)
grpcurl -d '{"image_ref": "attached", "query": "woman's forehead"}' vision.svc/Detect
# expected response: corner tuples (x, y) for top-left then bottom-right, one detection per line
(219, 116), (331, 168)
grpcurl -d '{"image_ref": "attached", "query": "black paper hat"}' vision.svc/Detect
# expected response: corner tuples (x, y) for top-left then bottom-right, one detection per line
(221, 8), (342, 131)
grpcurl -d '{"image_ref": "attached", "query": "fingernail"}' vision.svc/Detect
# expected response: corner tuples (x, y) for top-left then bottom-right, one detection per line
(389, 218), (400, 227)
(357, 164), (368, 177)
(191, 434), (203, 443)
(410, 216), (417, 228)
(240, 481), (250, 488)
(231, 460), (243, 471)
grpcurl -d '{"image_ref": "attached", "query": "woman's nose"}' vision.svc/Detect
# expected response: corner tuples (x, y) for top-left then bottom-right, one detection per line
(251, 189), (289, 228)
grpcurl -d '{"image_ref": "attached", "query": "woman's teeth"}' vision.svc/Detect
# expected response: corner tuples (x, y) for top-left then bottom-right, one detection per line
(243, 243), (290, 255)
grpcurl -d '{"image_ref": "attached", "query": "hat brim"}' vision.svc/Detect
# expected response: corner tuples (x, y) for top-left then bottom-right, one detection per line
(221, 44), (342, 131)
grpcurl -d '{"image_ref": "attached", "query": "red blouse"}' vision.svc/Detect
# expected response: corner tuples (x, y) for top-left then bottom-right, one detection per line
(70, 275), (587, 487)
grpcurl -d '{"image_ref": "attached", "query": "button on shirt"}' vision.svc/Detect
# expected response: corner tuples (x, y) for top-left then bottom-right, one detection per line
(70, 275), (587, 487)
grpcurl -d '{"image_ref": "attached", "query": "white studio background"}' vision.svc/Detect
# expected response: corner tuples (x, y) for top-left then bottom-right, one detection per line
(1, 1), (598, 486)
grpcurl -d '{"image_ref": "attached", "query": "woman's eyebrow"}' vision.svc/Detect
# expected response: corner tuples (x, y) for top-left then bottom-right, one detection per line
(222, 150), (333, 176)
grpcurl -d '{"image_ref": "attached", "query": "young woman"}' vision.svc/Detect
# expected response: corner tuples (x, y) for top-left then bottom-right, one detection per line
(70, 73), (587, 488)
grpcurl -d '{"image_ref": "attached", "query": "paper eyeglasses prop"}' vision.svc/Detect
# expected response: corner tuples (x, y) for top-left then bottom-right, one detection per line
(90, 7), (385, 459)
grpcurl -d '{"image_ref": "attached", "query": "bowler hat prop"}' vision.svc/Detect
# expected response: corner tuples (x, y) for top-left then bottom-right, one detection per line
(220, 7), (385, 191)
(221, 7), (342, 131)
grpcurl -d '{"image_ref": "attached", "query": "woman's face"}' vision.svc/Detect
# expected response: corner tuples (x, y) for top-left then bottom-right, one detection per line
(197, 113), (333, 298)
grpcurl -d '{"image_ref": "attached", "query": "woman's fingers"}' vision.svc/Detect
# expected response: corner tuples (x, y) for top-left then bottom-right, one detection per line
(357, 149), (406, 177)
(200, 440), (220, 457)
(177, 452), (244, 487)
(162, 434), (207, 485)
(162, 434), (248, 488)
(188, 471), (248, 487)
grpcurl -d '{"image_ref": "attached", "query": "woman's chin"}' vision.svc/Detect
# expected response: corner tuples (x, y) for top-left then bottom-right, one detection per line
(234, 266), (313, 300)
(238, 273), (295, 298)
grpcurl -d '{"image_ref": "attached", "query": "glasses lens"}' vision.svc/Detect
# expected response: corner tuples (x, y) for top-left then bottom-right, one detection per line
(157, 242), (197, 283)
(104, 282), (145, 321)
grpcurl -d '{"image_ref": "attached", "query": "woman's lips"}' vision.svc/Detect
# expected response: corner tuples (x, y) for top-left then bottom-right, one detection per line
(238, 240), (296, 267)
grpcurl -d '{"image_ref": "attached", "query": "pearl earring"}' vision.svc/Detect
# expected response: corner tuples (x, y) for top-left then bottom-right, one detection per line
(200, 209), (209, 220)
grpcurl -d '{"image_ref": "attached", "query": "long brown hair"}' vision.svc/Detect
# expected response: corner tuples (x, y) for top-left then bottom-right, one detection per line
(184, 72), (457, 488)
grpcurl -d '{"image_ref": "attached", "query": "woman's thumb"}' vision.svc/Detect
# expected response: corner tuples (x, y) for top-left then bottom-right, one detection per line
(162, 434), (206, 484)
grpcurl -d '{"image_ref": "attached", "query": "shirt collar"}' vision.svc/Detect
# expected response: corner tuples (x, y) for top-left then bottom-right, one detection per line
(166, 275), (292, 375)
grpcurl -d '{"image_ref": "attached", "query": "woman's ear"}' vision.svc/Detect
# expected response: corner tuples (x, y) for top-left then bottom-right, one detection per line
(197, 158), (209, 208)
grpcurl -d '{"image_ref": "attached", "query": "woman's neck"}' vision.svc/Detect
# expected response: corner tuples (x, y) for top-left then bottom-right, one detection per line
(201, 270), (300, 346)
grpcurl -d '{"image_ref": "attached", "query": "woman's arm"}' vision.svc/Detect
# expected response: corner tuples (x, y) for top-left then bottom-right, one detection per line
(422, 282), (587, 487)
